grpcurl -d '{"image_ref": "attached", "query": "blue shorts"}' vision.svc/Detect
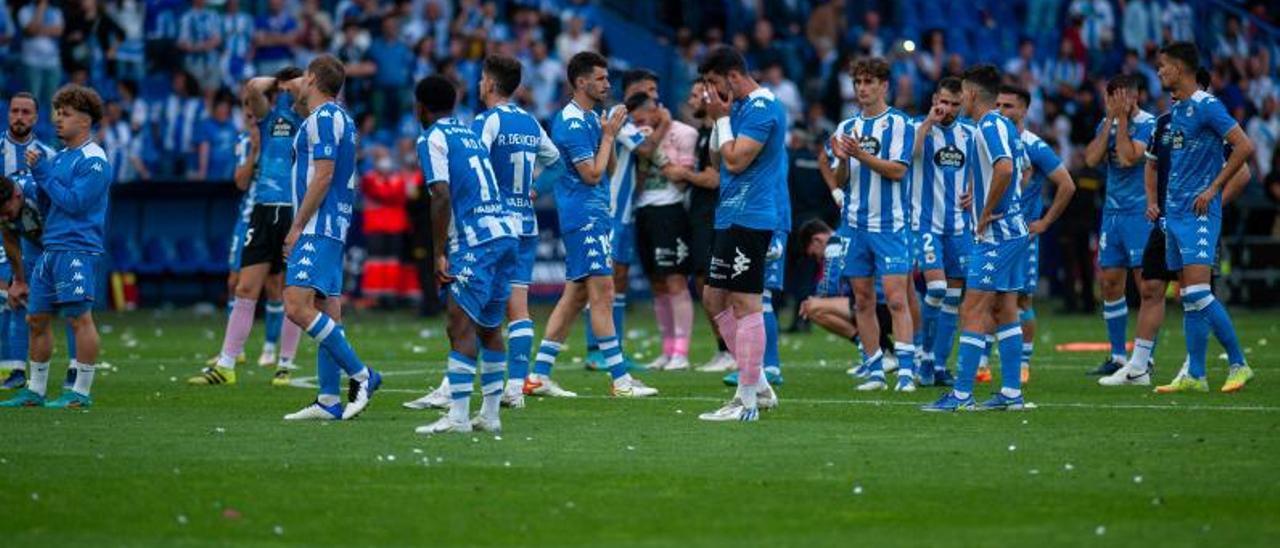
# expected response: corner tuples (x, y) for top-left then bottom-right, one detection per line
(764, 232), (787, 291)
(610, 222), (636, 265)
(448, 238), (518, 328)
(510, 234), (538, 287)
(966, 236), (1029, 293)
(564, 221), (613, 282)
(1020, 236), (1040, 295)
(915, 231), (971, 279)
(285, 235), (345, 297)
(29, 251), (99, 316)
(842, 229), (911, 278)
(1164, 213), (1220, 271)
(1099, 212), (1152, 269)
(228, 219), (248, 271)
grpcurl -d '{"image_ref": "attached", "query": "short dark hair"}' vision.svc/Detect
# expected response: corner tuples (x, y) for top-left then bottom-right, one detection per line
(1159, 41), (1200, 73)
(797, 218), (833, 248)
(1105, 74), (1141, 94)
(851, 57), (891, 82)
(307, 55), (346, 96)
(567, 51), (608, 88)
(698, 45), (748, 77)
(998, 84), (1031, 107)
(10, 91), (38, 112)
(962, 64), (1001, 99)
(624, 92), (653, 113)
(1196, 67), (1212, 90)
(483, 54), (523, 97)
(937, 76), (963, 96)
(415, 75), (457, 114)
(52, 84), (104, 124)
(274, 66), (304, 83)
(622, 68), (659, 92)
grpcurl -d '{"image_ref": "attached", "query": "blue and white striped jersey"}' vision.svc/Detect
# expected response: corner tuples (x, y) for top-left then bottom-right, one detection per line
(970, 110), (1026, 242)
(162, 94), (204, 158)
(419, 117), (517, 253)
(607, 107), (647, 227)
(177, 6), (222, 69)
(0, 131), (55, 176)
(234, 132), (255, 225)
(472, 103), (561, 237)
(909, 119), (973, 235)
(831, 107), (915, 233)
(814, 228), (852, 298)
(291, 102), (358, 243)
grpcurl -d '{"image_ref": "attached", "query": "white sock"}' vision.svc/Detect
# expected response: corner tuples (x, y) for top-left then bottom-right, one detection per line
(448, 395), (470, 422)
(480, 393), (500, 420)
(217, 353), (237, 369)
(317, 393), (341, 406)
(739, 384), (758, 409)
(261, 342), (278, 353)
(28, 362), (50, 396)
(71, 361), (95, 396)
(350, 367), (370, 382)
(1129, 339), (1154, 373)
(612, 373), (633, 388)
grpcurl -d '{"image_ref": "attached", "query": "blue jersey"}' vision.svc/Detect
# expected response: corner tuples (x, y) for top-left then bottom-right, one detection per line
(234, 132), (255, 225)
(1165, 90), (1238, 218)
(472, 103), (561, 237)
(814, 229), (852, 298)
(1098, 110), (1156, 214)
(198, 117), (240, 181)
(970, 110), (1026, 242)
(607, 107), (647, 227)
(1, 131), (55, 176)
(551, 100), (608, 232)
(1018, 129), (1063, 221)
(419, 117), (517, 253)
(292, 101), (358, 243)
(256, 93), (302, 205)
(831, 108), (914, 232)
(716, 88), (786, 231)
(30, 141), (112, 254)
(774, 157), (792, 234)
(909, 119), (973, 235)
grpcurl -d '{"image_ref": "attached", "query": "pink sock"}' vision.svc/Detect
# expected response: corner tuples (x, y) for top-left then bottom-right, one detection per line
(279, 318), (302, 365)
(671, 291), (694, 357)
(714, 309), (738, 354)
(735, 312), (766, 392)
(653, 293), (674, 354)
(218, 298), (257, 367)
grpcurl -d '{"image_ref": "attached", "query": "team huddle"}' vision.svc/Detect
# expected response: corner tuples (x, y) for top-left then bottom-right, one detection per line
(0, 39), (1257, 429)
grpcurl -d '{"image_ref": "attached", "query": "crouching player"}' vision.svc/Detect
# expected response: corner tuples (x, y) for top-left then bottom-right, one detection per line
(0, 85), (110, 409)
(413, 76), (522, 434)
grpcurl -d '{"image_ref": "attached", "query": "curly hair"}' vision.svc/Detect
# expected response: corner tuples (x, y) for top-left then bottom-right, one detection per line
(52, 84), (105, 124)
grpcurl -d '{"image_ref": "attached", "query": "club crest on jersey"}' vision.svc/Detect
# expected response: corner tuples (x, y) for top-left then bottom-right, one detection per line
(1169, 130), (1185, 149)
(934, 145), (965, 168)
(858, 135), (881, 156)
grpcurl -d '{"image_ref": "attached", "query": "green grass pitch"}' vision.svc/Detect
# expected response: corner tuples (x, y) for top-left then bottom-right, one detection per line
(1, 305), (1278, 546)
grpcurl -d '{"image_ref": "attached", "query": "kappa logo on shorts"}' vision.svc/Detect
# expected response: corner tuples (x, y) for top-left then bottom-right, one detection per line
(302, 242), (317, 252)
(983, 262), (995, 271)
(296, 271), (310, 280)
(74, 286), (84, 295)
(72, 272), (84, 281)
(1197, 226), (1209, 234)
(71, 259), (83, 268)
(299, 257), (313, 266)
(676, 238), (688, 264)
(731, 247), (751, 279)
(981, 276), (993, 284)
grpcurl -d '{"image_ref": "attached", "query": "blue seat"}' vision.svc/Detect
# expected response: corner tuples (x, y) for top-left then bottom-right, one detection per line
(109, 234), (143, 272)
(137, 237), (176, 275)
(172, 237), (209, 275)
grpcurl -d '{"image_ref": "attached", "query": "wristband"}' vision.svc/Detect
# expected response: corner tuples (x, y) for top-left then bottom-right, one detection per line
(715, 117), (733, 149)
(831, 188), (846, 207)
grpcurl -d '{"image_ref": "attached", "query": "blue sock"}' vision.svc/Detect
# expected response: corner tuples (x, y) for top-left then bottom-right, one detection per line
(264, 301), (284, 345)
(532, 340), (562, 377)
(864, 350), (885, 381)
(446, 351), (477, 420)
(65, 321), (77, 360)
(10, 306), (29, 362)
(317, 347), (341, 399)
(479, 348), (505, 397)
(1019, 307), (1035, 365)
(953, 331), (987, 397)
(305, 313), (367, 378)
(933, 290), (961, 372)
(983, 334), (995, 363)
(506, 319), (534, 383)
(996, 322), (1023, 394)
(894, 341), (915, 377)
(1184, 284), (1246, 367)
(598, 336), (627, 380)
(1183, 302), (1210, 380)
(583, 309), (598, 352)
(922, 283), (945, 363)
(1103, 298), (1128, 361)
(612, 294), (627, 345)
(763, 292), (780, 370)
(0, 308), (11, 360)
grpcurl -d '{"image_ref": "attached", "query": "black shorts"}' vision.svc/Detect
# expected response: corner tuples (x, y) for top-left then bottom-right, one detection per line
(688, 211), (716, 276)
(240, 204), (293, 274)
(635, 203), (691, 277)
(1141, 224), (1179, 282)
(708, 225), (771, 294)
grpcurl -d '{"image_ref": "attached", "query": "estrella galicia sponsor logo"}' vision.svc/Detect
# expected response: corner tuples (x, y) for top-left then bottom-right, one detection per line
(934, 145), (965, 168)
(1169, 130), (1185, 150)
(858, 135), (881, 156)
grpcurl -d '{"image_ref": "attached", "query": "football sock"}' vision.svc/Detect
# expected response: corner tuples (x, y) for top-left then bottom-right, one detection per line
(671, 290), (693, 358)
(763, 292), (780, 370)
(996, 322), (1023, 396)
(305, 313), (368, 380)
(532, 339), (562, 377)
(446, 351), (476, 422)
(933, 289), (961, 372)
(506, 319), (534, 384)
(612, 294), (627, 346)
(65, 321), (77, 362)
(7, 306), (28, 369)
(1103, 298), (1128, 362)
(1182, 295), (1210, 380)
(70, 360), (95, 396)
(714, 309), (738, 353)
(1129, 338), (1155, 374)
(598, 336), (627, 381)
(733, 312), (765, 409)
(278, 319), (301, 368)
(1020, 307), (1035, 366)
(922, 281), (945, 363)
(1187, 285), (1246, 367)
(894, 341), (915, 378)
(264, 301), (284, 345)
(217, 297), (257, 368)
(479, 349), (505, 420)
(654, 293), (674, 356)
(27, 361), (50, 396)
(953, 331), (986, 399)
(864, 350), (885, 382)
(316, 349), (340, 403)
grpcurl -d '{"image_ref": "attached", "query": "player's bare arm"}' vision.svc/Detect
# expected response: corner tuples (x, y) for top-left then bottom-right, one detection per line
(427, 182), (453, 285)
(1029, 167), (1076, 235)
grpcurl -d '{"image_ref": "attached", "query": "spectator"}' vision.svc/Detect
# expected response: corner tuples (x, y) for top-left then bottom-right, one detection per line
(1247, 95), (1278, 182)
(747, 19), (784, 72)
(762, 62), (802, 125)
(100, 99), (147, 182)
(1216, 15), (1250, 77)
(1247, 56), (1276, 110)
(18, 0), (65, 116)
(917, 29), (947, 84)
(160, 70), (204, 178)
(1163, 0), (1194, 43)
(411, 37), (436, 84)
(294, 20), (331, 69)
(176, 0), (222, 95)
(555, 14), (597, 61)
(299, 0), (333, 39)
(849, 9), (885, 57)
(107, 0), (146, 83)
(1040, 38), (1085, 98)
(1122, 0), (1161, 54)
(1004, 39), (1038, 85)
(360, 148), (414, 308)
(524, 40), (562, 121)
(363, 16), (414, 127)
(255, 0), (300, 76)
(806, 0), (846, 52)
(194, 90), (239, 182)
(1068, 0), (1114, 55)
(0, 0), (12, 67)
(222, 0), (255, 89)
(116, 79), (146, 133)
